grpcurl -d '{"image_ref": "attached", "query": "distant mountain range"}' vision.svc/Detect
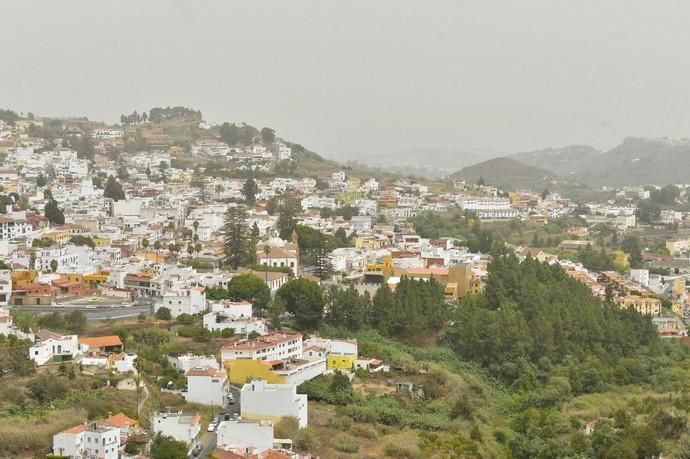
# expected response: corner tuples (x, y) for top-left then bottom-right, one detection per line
(511, 137), (690, 187)
(449, 157), (559, 190)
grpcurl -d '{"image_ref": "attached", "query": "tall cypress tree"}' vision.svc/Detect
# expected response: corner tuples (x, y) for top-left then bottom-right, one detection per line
(223, 206), (251, 269)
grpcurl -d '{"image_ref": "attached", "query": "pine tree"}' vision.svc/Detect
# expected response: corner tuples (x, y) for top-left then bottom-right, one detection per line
(243, 177), (259, 205)
(44, 199), (65, 225)
(223, 206), (251, 269)
(103, 176), (125, 201)
(313, 235), (333, 280)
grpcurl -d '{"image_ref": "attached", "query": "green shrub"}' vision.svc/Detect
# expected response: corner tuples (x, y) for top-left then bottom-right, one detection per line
(333, 434), (359, 453)
(350, 424), (377, 439)
(327, 416), (352, 431)
(384, 443), (417, 458)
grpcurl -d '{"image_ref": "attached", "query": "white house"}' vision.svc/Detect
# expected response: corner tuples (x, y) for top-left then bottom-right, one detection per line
(168, 353), (220, 372)
(303, 337), (358, 359)
(156, 286), (206, 318)
(53, 423), (120, 459)
(241, 380), (308, 428)
(216, 420), (274, 453)
(203, 300), (267, 336)
(256, 247), (299, 277)
(203, 311), (268, 336)
(184, 366), (230, 406)
(0, 215), (32, 240)
(221, 332), (302, 362)
(29, 329), (79, 365)
(151, 410), (201, 445)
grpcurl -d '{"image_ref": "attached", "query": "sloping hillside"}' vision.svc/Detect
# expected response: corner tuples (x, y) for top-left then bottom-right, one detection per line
(512, 145), (602, 178)
(513, 138), (690, 187)
(583, 137), (690, 186)
(449, 157), (559, 190)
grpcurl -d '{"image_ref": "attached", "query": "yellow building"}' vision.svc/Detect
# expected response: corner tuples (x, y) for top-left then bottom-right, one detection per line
(64, 273), (84, 286)
(356, 237), (386, 250)
(666, 238), (690, 256)
(470, 277), (484, 295)
(92, 237), (111, 247)
(84, 271), (109, 289)
(43, 230), (70, 245)
(327, 355), (357, 371)
(12, 269), (37, 288)
(615, 296), (661, 316)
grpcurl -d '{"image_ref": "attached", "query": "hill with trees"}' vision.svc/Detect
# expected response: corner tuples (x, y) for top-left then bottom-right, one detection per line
(449, 157), (560, 190)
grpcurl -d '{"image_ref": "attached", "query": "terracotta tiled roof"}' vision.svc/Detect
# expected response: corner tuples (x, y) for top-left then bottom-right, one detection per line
(79, 335), (123, 348)
(60, 424), (87, 435)
(102, 412), (138, 428)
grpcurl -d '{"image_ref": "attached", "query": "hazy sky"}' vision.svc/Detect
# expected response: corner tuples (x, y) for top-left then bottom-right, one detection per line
(3, 1), (690, 159)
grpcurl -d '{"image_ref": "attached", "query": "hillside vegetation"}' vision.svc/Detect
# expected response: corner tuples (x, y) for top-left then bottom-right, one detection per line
(449, 157), (559, 190)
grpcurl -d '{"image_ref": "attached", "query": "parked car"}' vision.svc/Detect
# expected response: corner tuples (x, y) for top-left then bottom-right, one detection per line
(212, 416), (220, 425)
(53, 303), (65, 308)
(206, 423), (216, 432)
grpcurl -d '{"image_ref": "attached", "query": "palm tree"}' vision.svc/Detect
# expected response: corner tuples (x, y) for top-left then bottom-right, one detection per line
(187, 244), (194, 259)
(193, 220), (199, 235)
(142, 238), (149, 251)
(195, 243), (202, 261)
(154, 240), (161, 261)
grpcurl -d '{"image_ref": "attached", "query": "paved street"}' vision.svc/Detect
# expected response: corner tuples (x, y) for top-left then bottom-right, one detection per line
(196, 431), (217, 458)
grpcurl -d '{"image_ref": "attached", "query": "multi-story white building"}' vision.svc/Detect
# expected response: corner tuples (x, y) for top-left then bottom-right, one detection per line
(155, 286), (206, 318)
(92, 129), (124, 139)
(241, 380), (308, 428)
(184, 366), (230, 406)
(36, 246), (92, 272)
(221, 332), (302, 362)
(53, 424), (120, 459)
(630, 269), (650, 288)
(151, 410), (201, 445)
(0, 215), (32, 240)
(456, 196), (517, 219)
(0, 269), (11, 306)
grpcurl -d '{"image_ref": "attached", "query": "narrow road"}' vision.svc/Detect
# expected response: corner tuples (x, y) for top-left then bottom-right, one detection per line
(196, 432), (217, 458)
(137, 381), (149, 417)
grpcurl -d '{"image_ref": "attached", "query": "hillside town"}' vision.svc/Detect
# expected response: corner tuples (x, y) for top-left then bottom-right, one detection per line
(1, 107), (690, 458)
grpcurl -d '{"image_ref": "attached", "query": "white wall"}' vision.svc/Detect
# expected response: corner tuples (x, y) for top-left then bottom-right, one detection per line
(241, 380), (308, 427)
